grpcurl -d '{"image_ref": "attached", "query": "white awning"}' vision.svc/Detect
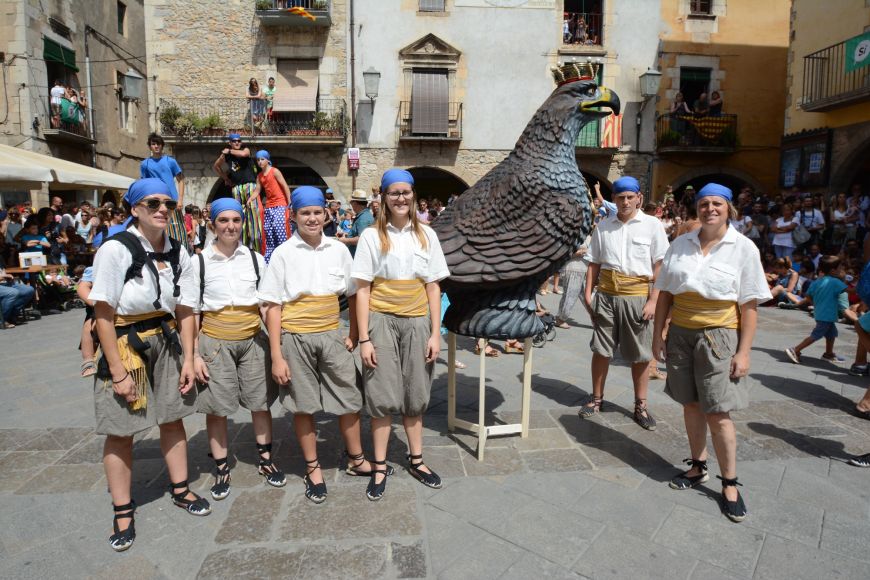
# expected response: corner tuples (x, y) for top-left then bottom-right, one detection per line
(0, 144), (134, 190)
(273, 60), (319, 112)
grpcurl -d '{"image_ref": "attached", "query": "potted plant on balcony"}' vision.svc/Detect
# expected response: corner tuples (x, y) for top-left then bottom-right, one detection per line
(159, 105), (182, 134)
(201, 113), (225, 137)
(311, 111), (331, 135)
(255, 0), (273, 11)
(312, 0), (328, 10)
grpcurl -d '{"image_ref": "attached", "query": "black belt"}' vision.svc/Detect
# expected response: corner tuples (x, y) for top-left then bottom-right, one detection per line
(96, 314), (181, 381)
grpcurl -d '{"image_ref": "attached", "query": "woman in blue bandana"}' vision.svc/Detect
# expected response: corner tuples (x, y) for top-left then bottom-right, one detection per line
(652, 183), (771, 524)
(88, 178), (210, 552)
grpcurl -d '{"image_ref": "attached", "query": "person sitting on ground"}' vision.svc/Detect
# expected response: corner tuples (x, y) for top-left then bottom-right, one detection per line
(785, 256), (849, 365)
(768, 257), (801, 306)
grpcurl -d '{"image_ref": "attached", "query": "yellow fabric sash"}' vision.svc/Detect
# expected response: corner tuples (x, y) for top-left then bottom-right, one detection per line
(369, 277), (428, 317)
(102, 312), (175, 411)
(597, 269), (650, 296)
(281, 294), (340, 334)
(672, 291), (739, 330)
(201, 305), (261, 340)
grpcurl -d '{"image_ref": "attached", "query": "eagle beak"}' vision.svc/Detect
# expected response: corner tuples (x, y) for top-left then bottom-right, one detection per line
(580, 87), (621, 116)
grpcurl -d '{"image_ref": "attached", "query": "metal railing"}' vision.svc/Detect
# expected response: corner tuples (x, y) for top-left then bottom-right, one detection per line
(656, 113), (738, 151)
(45, 99), (95, 141)
(397, 101), (462, 140)
(562, 12), (603, 46)
(256, 0), (329, 10)
(576, 118), (600, 148)
(802, 37), (870, 111)
(158, 97), (347, 140)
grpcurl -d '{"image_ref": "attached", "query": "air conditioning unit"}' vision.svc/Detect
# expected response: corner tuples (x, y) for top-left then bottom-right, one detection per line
(120, 69), (145, 100)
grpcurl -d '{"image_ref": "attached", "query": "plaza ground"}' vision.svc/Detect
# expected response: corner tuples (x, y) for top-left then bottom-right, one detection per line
(1, 295), (869, 579)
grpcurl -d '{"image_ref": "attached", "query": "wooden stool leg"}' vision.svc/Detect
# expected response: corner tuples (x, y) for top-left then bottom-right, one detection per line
(521, 338), (533, 437)
(447, 333), (457, 432)
(477, 338), (487, 461)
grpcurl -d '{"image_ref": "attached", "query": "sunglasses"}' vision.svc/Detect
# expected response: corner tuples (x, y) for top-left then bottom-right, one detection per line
(138, 198), (179, 211)
(230, 139), (242, 143)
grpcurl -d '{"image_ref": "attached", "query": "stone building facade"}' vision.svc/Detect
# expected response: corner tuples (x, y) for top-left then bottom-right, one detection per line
(0, 0), (151, 207)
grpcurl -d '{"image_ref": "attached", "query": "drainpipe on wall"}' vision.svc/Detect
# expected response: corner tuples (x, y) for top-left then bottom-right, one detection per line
(349, 0), (356, 190)
(84, 25), (98, 205)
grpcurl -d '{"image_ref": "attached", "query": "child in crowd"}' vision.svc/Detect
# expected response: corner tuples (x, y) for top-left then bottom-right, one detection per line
(769, 257), (801, 306)
(785, 256), (848, 364)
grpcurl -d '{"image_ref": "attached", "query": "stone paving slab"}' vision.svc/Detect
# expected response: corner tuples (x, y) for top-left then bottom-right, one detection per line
(2, 303), (870, 578)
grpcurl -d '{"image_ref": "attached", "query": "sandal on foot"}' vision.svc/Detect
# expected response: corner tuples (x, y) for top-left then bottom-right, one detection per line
(303, 458), (327, 504)
(345, 450), (395, 477)
(554, 319), (570, 329)
(578, 396), (603, 419)
(81, 359), (97, 378)
(847, 453), (870, 468)
(108, 501), (136, 552)
(503, 341), (524, 354)
(366, 460), (389, 501)
(633, 399), (657, 431)
(209, 455), (231, 500)
(474, 344), (499, 357)
(669, 458), (709, 490)
(718, 476), (747, 522)
(407, 454), (442, 489)
(256, 442), (287, 487)
(648, 367), (667, 381)
(169, 480), (211, 516)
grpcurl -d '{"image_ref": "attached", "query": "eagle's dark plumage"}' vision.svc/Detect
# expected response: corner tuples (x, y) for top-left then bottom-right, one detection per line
(433, 79), (620, 339)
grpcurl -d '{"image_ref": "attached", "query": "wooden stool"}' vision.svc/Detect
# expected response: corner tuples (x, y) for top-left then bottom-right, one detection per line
(446, 333), (532, 461)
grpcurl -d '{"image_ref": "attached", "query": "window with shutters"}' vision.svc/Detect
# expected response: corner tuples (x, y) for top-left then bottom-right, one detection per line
(689, 0), (712, 16)
(398, 34), (462, 141)
(419, 0), (446, 12)
(411, 70), (449, 135)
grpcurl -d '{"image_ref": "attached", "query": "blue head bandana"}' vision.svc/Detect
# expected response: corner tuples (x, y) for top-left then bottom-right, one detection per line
(227, 133), (241, 141)
(613, 176), (640, 194)
(697, 183), (733, 203)
(380, 168), (414, 192)
(255, 150), (270, 163)
(210, 198), (244, 222)
(292, 186), (325, 212)
(124, 178), (176, 206)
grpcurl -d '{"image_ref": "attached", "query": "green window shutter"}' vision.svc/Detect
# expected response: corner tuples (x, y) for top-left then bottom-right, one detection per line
(43, 37), (79, 71)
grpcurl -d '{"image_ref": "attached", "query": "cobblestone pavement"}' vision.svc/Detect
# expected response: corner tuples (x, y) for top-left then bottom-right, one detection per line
(1, 296), (869, 579)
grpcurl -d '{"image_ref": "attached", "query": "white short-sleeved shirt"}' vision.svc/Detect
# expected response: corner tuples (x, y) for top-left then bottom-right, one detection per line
(258, 233), (356, 304)
(89, 226), (198, 315)
(586, 211), (669, 278)
(773, 216), (798, 248)
(351, 222), (450, 284)
(190, 242), (265, 313)
(654, 226), (772, 305)
(50, 86), (65, 105)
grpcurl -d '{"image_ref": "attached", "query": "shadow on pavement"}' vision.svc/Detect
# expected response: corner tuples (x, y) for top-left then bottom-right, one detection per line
(752, 373), (856, 414)
(747, 421), (853, 461)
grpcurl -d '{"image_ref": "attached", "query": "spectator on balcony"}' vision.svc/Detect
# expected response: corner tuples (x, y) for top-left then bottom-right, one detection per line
(50, 79), (67, 129)
(141, 132), (191, 252)
(574, 16), (588, 44)
(264, 77), (276, 126)
(213, 133), (263, 254)
(693, 93), (711, 116)
(247, 78), (266, 131)
(709, 91), (724, 116)
(252, 150), (291, 262)
(563, 15), (572, 43)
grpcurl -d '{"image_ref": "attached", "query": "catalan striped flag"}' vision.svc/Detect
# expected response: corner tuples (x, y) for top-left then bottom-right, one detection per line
(286, 6), (316, 21)
(601, 114), (623, 148)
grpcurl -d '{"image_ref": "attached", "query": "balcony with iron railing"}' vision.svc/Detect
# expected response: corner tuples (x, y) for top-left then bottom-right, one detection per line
(43, 99), (96, 145)
(656, 113), (737, 153)
(801, 36), (870, 112)
(397, 101), (462, 142)
(255, 0), (332, 26)
(158, 97), (347, 144)
(561, 11), (604, 56)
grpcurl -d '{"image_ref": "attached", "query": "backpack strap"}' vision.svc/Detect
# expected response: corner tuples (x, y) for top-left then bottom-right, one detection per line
(166, 237), (182, 299)
(110, 231), (149, 284)
(198, 252), (205, 307)
(250, 249), (260, 286)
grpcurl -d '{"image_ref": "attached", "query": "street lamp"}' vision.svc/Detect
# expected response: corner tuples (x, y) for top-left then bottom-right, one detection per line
(639, 68), (662, 98)
(363, 67), (380, 103)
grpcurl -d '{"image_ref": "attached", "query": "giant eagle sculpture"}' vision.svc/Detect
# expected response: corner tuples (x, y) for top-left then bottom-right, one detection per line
(433, 62), (620, 339)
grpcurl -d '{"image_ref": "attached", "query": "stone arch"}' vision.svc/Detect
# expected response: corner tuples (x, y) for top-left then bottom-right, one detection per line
(406, 166), (469, 203)
(579, 169), (613, 197)
(670, 166), (764, 194)
(831, 126), (870, 192)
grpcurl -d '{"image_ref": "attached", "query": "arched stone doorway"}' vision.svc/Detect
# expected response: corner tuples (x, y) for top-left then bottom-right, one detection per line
(407, 167), (469, 203)
(581, 171), (612, 199)
(832, 131), (870, 194)
(670, 168), (762, 204)
(206, 156), (329, 203)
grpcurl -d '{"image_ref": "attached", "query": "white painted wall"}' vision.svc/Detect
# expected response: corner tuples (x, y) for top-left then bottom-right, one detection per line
(354, 0), (560, 150)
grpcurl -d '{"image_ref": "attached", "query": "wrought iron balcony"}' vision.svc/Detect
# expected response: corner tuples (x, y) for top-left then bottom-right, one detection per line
(560, 11), (604, 53)
(255, 0), (332, 27)
(43, 100), (96, 145)
(656, 113), (737, 153)
(158, 97), (347, 144)
(576, 118), (600, 149)
(801, 37), (870, 111)
(397, 101), (462, 142)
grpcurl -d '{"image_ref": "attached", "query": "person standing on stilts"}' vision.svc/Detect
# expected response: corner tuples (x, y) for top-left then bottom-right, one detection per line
(191, 198), (286, 502)
(251, 150), (291, 263)
(212, 133), (263, 254)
